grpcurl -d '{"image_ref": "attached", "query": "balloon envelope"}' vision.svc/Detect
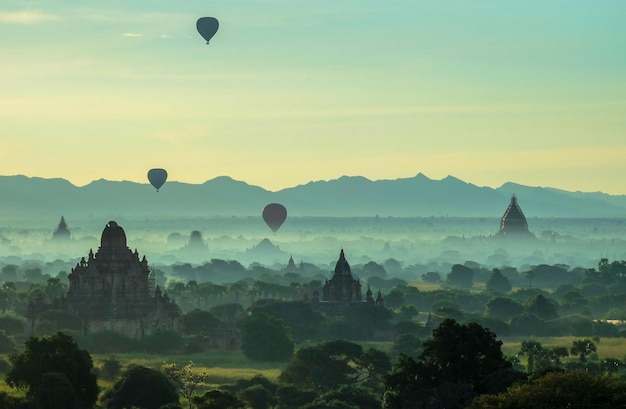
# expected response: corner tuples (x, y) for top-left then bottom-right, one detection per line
(262, 203), (287, 232)
(147, 168), (168, 192)
(196, 17), (219, 44)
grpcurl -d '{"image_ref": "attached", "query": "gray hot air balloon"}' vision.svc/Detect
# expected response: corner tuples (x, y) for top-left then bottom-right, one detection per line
(196, 17), (219, 44)
(147, 168), (168, 192)
(262, 203), (287, 233)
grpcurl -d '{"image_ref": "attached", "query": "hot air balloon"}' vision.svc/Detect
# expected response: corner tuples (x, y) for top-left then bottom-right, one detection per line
(262, 203), (287, 233)
(196, 17), (219, 44)
(147, 168), (167, 192)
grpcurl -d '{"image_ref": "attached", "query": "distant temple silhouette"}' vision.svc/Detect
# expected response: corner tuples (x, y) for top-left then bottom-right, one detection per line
(322, 249), (363, 303)
(183, 230), (207, 251)
(28, 221), (181, 338)
(497, 195), (535, 238)
(312, 249), (384, 309)
(52, 216), (71, 240)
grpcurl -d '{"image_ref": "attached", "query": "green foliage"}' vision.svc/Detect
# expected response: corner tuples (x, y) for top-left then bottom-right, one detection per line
(38, 309), (81, 332)
(303, 385), (381, 409)
(280, 340), (390, 394)
(100, 357), (123, 381)
(0, 316), (26, 336)
(162, 361), (207, 409)
(0, 391), (30, 409)
(486, 297), (524, 322)
(327, 303), (393, 341)
(509, 313), (547, 336)
(248, 300), (324, 342)
(274, 385), (317, 409)
(182, 309), (221, 336)
(0, 331), (17, 354)
(384, 319), (523, 409)
(526, 294), (559, 320)
(89, 330), (141, 354)
(142, 330), (184, 354)
(570, 338), (597, 362)
(240, 384), (275, 409)
(485, 269), (512, 293)
(421, 319), (512, 391)
(35, 372), (78, 409)
(192, 389), (245, 409)
(0, 357), (11, 374)
(101, 365), (179, 409)
(5, 331), (99, 409)
(389, 334), (422, 362)
(446, 264), (474, 289)
(468, 370), (626, 409)
(239, 313), (294, 362)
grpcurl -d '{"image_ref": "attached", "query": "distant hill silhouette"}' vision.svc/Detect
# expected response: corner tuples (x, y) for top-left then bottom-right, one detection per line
(1, 173), (626, 222)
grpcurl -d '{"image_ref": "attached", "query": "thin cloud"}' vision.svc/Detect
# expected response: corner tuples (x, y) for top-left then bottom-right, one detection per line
(122, 32), (143, 37)
(0, 11), (61, 24)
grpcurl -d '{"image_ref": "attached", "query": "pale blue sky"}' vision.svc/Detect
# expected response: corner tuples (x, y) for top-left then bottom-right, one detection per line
(1, 0), (625, 193)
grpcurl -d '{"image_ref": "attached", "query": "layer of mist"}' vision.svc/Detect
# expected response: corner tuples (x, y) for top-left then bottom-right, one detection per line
(2, 216), (625, 284)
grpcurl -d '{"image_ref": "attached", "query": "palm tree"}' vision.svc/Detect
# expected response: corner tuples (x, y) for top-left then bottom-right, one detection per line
(570, 339), (597, 362)
(518, 340), (544, 373)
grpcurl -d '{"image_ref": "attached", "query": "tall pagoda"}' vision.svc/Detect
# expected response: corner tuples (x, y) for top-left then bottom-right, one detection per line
(498, 195), (534, 237)
(52, 216), (71, 240)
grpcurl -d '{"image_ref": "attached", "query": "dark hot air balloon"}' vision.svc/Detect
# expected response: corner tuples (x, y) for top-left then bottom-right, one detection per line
(196, 17), (219, 44)
(262, 203), (287, 232)
(147, 168), (168, 192)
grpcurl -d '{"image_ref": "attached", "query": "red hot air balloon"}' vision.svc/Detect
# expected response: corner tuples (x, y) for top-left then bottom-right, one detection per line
(262, 203), (287, 232)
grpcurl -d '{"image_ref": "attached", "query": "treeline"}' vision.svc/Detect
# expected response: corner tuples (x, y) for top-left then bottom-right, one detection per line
(3, 320), (626, 409)
(4, 258), (626, 346)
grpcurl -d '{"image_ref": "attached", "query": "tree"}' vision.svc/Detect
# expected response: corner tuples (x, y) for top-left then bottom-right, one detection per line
(486, 297), (523, 322)
(570, 339), (597, 362)
(248, 299), (325, 342)
(162, 361), (207, 409)
(384, 319), (523, 409)
(142, 330), (184, 354)
(1, 265), (19, 282)
(468, 370), (626, 409)
(509, 313), (548, 336)
(523, 270), (535, 289)
(280, 340), (390, 393)
(517, 340), (544, 374)
(100, 357), (123, 381)
(89, 329), (141, 354)
(182, 309), (221, 337)
(0, 315), (26, 335)
(5, 331), (99, 409)
(36, 372), (79, 409)
(44, 277), (67, 300)
(192, 390), (245, 409)
(102, 365), (180, 409)
(274, 386), (317, 409)
(421, 271), (442, 283)
(0, 283), (17, 315)
(389, 334), (422, 362)
(420, 319), (513, 392)
(240, 384), (275, 409)
(526, 294), (558, 321)
(446, 264), (474, 289)
(303, 385), (381, 409)
(0, 331), (17, 354)
(240, 313), (294, 362)
(327, 303), (393, 341)
(485, 269), (512, 293)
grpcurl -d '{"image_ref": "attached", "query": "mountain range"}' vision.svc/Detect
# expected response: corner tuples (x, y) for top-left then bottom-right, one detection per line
(1, 173), (626, 222)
